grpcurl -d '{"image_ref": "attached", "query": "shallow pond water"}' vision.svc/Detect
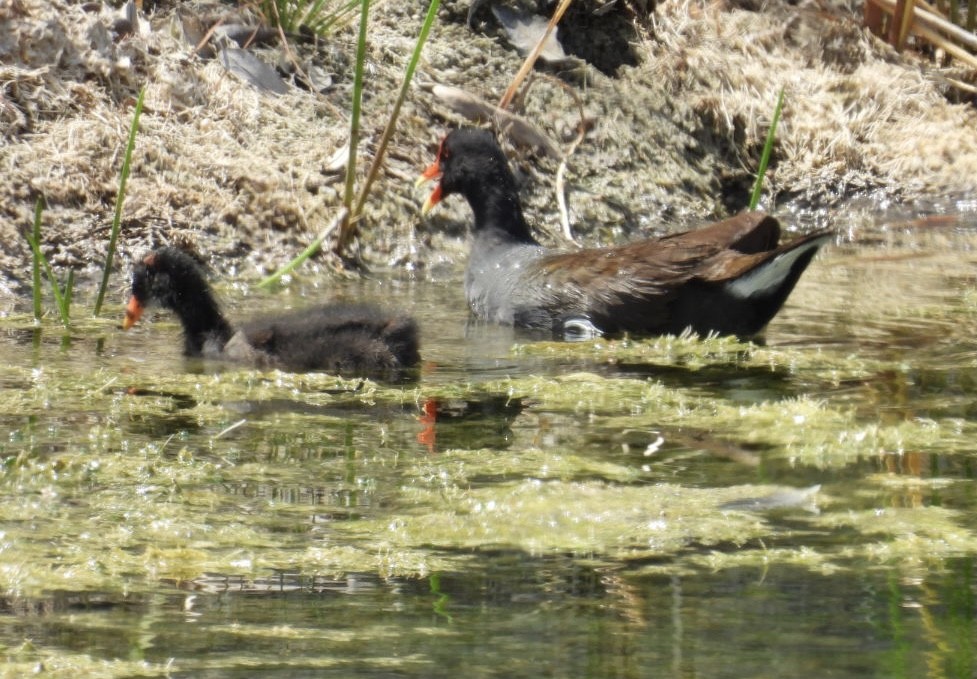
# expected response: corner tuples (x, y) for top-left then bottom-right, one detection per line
(2, 210), (977, 677)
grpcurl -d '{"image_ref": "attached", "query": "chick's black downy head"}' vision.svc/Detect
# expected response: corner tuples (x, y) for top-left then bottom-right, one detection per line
(124, 247), (232, 355)
(130, 247), (208, 311)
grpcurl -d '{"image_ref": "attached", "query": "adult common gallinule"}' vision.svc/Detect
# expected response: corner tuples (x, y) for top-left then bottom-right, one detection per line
(418, 127), (833, 339)
(123, 247), (420, 375)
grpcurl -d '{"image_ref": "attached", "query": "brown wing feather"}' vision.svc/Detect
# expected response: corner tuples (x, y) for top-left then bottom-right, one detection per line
(658, 211), (781, 253)
(692, 228), (834, 282)
(527, 212), (782, 307)
(516, 214), (824, 327)
(522, 237), (718, 322)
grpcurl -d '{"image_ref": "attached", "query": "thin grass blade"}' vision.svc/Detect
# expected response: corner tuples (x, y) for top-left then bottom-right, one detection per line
(26, 230), (69, 327)
(30, 196), (43, 320)
(342, 0), (370, 216)
(749, 87), (785, 211)
(93, 86), (145, 317)
(63, 269), (75, 318)
(341, 0), (441, 253)
(257, 208), (347, 288)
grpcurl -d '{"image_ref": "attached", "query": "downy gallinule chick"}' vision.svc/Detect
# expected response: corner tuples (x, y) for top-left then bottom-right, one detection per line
(123, 247), (420, 375)
(418, 127), (833, 339)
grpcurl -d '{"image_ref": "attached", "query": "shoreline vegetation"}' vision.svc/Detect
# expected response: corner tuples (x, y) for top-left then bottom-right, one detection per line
(2, 0), (977, 302)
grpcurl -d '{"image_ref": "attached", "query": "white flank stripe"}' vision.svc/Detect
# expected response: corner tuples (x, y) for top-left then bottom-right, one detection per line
(725, 240), (823, 299)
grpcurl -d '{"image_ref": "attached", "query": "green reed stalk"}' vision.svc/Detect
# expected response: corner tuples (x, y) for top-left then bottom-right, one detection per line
(44, 262), (70, 327)
(257, 1), (370, 289)
(25, 196), (72, 327)
(93, 86), (145, 316)
(339, 0), (441, 254)
(63, 269), (74, 318)
(341, 0), (370, 222)
(261, 0), (440, 285)
(30, 196), (43, 320)
(257, 208), (348, 288)
(749, 87), (785, 211)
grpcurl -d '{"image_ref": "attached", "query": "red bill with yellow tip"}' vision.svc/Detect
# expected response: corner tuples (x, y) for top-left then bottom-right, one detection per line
(417, 137), (449, 215)
(416, 159), (442, 215)
(123, 296), (144, 330)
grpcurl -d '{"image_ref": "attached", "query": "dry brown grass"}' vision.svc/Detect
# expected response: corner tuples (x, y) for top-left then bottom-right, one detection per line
(1, 0), (976, 297)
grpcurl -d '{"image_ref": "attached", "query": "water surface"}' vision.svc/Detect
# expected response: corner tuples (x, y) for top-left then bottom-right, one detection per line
(2, 209), (977, 677)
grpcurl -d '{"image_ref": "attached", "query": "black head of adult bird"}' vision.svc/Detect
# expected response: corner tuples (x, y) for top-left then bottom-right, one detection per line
(417, 127), (833, 339)
(123, 247), (420, 377)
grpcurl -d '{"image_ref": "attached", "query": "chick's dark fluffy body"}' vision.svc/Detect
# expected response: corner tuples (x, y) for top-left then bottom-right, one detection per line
(129, 247), (420, 376)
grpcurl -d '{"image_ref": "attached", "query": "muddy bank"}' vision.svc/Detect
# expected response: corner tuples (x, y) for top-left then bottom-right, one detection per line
(1, 0), (976, 298)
